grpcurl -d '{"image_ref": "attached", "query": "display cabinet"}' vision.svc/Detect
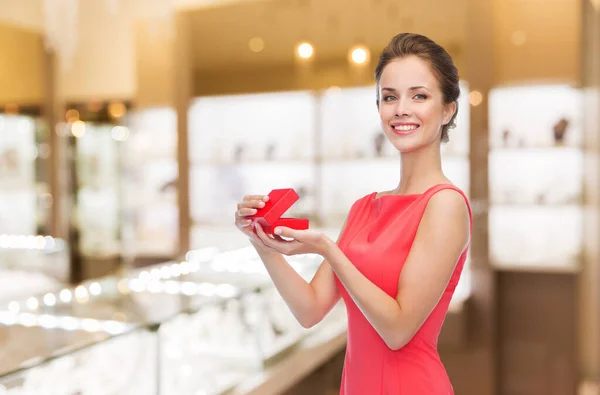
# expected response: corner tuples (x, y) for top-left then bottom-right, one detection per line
(0, 325), (154, 395)
(0, 114), (50, 236)
(124, 108), (179, 258)
(488, 84), (583, 271)
(132, 248), (331, 367)
(73, 123), (122, 258)
(0, 248), (338, 394)
(0, 235), (68, 302)
(0, 274), (249, 395)
(61, 104), (178, 279)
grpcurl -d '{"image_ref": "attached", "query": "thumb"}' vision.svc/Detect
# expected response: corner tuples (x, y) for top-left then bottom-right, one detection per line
(273, 226), (300, 239)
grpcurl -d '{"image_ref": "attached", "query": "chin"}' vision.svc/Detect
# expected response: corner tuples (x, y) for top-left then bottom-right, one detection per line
(385, 132), (426, 153)
(393, 143), (425, 154)
(385, 128), (441, 154)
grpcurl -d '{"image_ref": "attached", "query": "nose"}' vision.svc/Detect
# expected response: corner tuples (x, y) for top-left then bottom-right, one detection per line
(395, 97), (411, 117)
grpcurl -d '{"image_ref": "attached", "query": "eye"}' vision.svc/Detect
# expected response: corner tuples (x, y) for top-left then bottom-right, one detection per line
(413, 94), (428, 100)
(383, 95), (396, 102)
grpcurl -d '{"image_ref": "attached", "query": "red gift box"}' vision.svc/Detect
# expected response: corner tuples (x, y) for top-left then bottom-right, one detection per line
(250, 188), (309, 234)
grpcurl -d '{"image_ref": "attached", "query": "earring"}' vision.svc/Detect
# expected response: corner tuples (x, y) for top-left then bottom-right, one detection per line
(448, 122), (457, 129)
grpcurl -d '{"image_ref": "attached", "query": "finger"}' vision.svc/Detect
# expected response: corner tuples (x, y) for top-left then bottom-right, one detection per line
(249, 232), (279, 253)
(235, 207), (259, 218)
(272, 234), (289, 243)
(237, 200), (266, 211)
(273, 226), (301, 239)
(255, 224), (293, 254)
(254, 222), (272, 242)
(254, 223), (282, 247)
(237, 200), (262, 210)
(243, 194), (270, 202)
(235, 218), (253, 229)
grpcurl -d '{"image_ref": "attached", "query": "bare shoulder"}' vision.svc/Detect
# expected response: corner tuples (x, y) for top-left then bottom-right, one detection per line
(422, 188), (470, 242)
(426, 188), (469, 216)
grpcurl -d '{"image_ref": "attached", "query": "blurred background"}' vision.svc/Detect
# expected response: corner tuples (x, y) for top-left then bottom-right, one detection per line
(0, 0), (599, 394)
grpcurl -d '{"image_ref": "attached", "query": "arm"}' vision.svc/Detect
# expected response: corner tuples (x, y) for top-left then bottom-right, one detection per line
(251, 216), (349, 328)
(322, 190), (470, 350)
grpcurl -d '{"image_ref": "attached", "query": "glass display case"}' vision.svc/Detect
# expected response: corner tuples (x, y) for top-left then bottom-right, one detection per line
(0, 114), (50, 236)
(0, 275), (248, 395)
(488, 84), (584, 270)
(124, 108), (179, 258)
(74, 123), (122, 258)
(0, 114), (66, 297)
(0, 248), (337, 394)
(64, 104), (178, 275)
(0, 235), (69, 302)
(0, 325), (154, 395)
(134, 248), (327, 366)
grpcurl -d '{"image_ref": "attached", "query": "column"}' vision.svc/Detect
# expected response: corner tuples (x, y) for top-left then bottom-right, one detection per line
(580, 0), (600, 391)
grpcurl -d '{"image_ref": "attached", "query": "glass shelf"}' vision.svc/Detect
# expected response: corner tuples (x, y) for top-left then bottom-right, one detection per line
(489, 205), (582, 268)
(488, 83), (584, 270)
(489, 83), (583, 149)
(188, 91), (317, 164)
(489, 148), (583, 205)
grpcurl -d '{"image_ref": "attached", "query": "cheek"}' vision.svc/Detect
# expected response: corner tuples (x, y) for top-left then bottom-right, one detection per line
(415, 106), (442, 124)
(379, 106), (394, 120)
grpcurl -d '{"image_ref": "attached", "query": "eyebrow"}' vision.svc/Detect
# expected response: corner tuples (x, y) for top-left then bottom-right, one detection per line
(382, 86), (431, 92)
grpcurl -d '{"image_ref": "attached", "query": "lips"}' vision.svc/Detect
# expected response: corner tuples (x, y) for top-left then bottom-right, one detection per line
(391, 123), (420, 136)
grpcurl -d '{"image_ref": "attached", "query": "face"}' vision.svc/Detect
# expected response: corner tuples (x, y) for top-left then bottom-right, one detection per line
(377, 55), (456, 153)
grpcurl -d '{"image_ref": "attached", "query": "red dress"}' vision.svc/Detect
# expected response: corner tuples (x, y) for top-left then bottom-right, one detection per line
(335, 183), (471, 395)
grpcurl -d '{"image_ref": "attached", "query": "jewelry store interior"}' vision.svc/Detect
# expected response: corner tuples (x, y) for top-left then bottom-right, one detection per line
(1, 0), (600, 394)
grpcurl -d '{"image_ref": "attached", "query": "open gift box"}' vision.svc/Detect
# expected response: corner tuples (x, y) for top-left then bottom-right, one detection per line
(249, 188), (309, 234)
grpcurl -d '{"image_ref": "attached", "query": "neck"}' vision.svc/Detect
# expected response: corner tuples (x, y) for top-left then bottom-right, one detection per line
(396, 142), (444, 195)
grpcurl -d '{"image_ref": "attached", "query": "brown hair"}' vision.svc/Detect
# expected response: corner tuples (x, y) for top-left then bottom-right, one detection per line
(375, 33), (460, 143)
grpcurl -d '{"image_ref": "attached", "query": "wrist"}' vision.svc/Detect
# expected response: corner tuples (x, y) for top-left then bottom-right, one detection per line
(320, 236), (337, 259)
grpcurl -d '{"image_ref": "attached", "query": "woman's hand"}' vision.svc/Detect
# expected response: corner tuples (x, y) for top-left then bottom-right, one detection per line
(234, 194), (269, 238)
(251, 222), (334, 257)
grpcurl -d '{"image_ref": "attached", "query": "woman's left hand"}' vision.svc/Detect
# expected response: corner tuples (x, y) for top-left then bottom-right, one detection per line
(251, 222), (333, 257)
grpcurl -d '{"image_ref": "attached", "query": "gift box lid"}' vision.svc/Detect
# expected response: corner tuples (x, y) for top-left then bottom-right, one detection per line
(250, 188), (299, 226)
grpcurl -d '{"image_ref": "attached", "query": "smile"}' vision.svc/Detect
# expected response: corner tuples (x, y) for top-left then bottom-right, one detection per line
(391, 124), (420, 135)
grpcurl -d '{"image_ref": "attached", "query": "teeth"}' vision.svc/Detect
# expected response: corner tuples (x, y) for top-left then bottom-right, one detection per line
(394, 125), (418, 131)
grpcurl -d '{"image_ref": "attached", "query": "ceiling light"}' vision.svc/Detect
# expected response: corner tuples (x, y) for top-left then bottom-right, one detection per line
(511, 31), (527, 46)
(71, 121), (86, 138)
(297, 42), (314, 59)
(350, 46), (370, 64)
(248, 37), (265, 52)
(469, 91), (483, 107)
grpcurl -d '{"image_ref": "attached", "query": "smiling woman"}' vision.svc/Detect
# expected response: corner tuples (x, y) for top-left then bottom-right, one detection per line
(234, 33), (470, 395)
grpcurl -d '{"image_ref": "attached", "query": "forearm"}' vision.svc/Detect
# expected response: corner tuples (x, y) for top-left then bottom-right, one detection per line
(323, 241), (411, 349)
(254, 247), (320, 327)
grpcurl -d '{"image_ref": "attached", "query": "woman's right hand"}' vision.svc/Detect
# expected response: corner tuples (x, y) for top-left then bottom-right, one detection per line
(234, 194), (269, 237)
